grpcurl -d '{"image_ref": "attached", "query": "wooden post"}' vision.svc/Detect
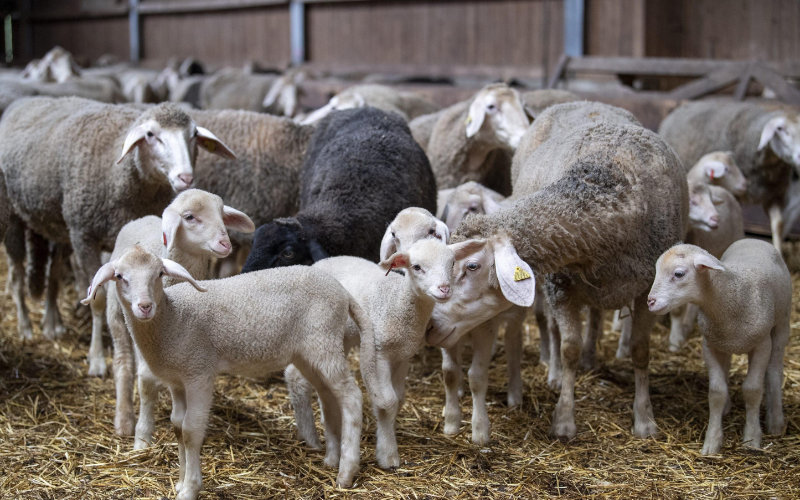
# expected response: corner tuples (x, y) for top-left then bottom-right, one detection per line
(129, 0), (140, 63)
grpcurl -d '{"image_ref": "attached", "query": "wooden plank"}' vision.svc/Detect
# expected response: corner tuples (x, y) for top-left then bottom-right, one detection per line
(567, 55), (740, 76)
(668, 65), (744, 100)
(734, 62), (754, 101)
(139, 0), (286, 15)
(547, 54), (570, 89)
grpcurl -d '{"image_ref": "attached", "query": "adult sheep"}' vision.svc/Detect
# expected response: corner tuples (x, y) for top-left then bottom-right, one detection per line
(427, 101), (688, 440)
(658, 100), (800, 251)
(0, 96), (235, 376)
(241, 106), (437, 271)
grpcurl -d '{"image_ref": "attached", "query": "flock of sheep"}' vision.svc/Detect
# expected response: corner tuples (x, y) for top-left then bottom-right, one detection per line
(0, 46), (798, 499)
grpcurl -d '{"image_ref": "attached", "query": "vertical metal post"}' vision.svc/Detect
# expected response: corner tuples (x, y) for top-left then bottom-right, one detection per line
(129, 0), (140, 63)
(564, 0), (584, 57)
(290, 0), (305, 66)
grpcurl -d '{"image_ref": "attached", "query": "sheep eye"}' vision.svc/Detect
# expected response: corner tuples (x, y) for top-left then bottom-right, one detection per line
(469, 206), (478, 212)
(146, 131), (154, 138)
(282, 249), (295, 259)
(159, 271), (164, 277)
(674, 270), (685, 279)
(466, 262), (480, 271)
(412, 264), (422, 271)
(428, 228), (436, 235)
(184, 214), (195, 221)
(391, 232), (396, 238)
(487, 103), (496, 111)
(114, 273), (123, 280)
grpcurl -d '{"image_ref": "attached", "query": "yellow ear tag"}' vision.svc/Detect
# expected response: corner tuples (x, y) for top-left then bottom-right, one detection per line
(513, 266), (531, 282)
(465, 116), (472, 126)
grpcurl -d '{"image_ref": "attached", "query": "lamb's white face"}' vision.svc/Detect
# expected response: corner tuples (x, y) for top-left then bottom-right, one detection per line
(111, 252), (165, 322)
(688, 183), (720, 232)
(406, 239), (455, 302)
(647, 245), (712, 315)
(468, 87), (530, 150)
(381, 208), (448, 261)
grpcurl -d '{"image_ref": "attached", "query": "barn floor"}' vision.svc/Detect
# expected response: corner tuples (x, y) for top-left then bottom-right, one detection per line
(0, 245), (798, 499)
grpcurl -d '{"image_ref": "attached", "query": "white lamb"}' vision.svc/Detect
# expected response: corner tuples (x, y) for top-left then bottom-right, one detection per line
(83, 246), (365, 497)
(105, 189), (255, 442)
(648, 240), (790, 454)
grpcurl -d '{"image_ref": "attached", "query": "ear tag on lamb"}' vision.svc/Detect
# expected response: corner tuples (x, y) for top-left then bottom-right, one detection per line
(514, 266), (531, 282)
(163, 232), (167, 247)
(465, 116), (472, 126)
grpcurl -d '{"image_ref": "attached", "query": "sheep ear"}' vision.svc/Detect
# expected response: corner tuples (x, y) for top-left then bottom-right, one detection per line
(434, 219), (450, 243)
(449, 238), (488, 260)
(482, 193), (504, 214)
(196, 126), (237, 160)
(693, 252), (724, 272)
(81, 261), (117, 305)
(117, 124), (148, 164)
(465, 97), (487, 138)
(300, 101), (334, 125)
(161, 205), (181, 253)
(379, 226), (397, 261)
(308, 239), (329, 262)
(492, 238), (535, 307)
(702, 160), (728, 180)
(262, 77), (285, 108)
(758, 116), (786, 151)
(223, 205), (255, 234)
(379, 251), (410, 276)
(161, 258), (207, 292)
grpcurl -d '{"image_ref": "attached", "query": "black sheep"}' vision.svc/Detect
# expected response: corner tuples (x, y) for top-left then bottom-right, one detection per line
(242, 107), (437, 271)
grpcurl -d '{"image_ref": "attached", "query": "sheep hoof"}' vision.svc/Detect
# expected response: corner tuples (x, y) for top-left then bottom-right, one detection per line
(18, 324), (33, 341)
(87, 357), (107, 377)
(133, 438), (150, 451)
(114, 415), (135, 437)
(376, 451), (400, 469)
(701, 440), (721, 456)
(632, 420), (658, 439)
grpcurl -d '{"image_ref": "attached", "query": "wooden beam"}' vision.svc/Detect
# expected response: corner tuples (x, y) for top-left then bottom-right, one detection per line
(751, 62), (800, 106)
(547, 54), (570, 89)
(669, 65), (744, 101)
(734, 63), (754, 101)
(138, 0), (287, 15)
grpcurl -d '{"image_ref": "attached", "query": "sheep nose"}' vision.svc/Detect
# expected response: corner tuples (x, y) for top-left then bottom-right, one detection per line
(646, 296), (656, 308)
(708, 215), (719, 227)
(218, 238), (231, 251)
(178, 173), (194, 186)
(138, 302), (152, 315)
(438, 285), (451, 297)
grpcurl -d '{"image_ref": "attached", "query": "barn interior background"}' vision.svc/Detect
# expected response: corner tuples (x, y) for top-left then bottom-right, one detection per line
(0, 1), (799, 499)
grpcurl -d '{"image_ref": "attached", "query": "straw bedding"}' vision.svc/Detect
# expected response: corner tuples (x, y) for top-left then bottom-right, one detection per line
(0, 245), (798, 499)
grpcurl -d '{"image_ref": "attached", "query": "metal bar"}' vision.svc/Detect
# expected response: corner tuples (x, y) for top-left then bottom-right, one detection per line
(129, 0), (140, 63)
(564, 0), (584, 57)
(290, 0), (305, 66)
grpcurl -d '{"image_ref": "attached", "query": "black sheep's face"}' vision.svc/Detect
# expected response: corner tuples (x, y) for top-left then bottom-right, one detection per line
(241, 221), (320, 272)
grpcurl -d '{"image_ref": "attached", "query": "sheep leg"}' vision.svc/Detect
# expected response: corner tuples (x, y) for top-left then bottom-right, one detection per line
(371, 356), (401, 469)
(579, 306), (603, 371)
(5, 216), (33, 340)
(285, 364), (322, 449)
(41, 244), (66, 340)
(468, 323), (495, 445)
(765, 323), (788, 435)
(176, 381), (213, 500)
(546, 316), (562, 392)
(701, 342), (729, 455)
(534, 294), (550, 365)
(134, 351), (161, 450)
(502, 310), (525, 407)
(441, 340), (464, 435)
(630, 294), (657, 438)
(550, 299), (582, 440)
(615, 303), (633, 359)
(168, 385), (188, 493)
(680, 304), (700, 343)
(107, 286), (135, 436)
(70, 237), (106, 376)
(742, 340), (771, 450)
(767, 203), (784, 253)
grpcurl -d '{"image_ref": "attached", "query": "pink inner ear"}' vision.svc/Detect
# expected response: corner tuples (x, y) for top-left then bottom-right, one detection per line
(163, 232), (167, 247)
(392, 255), (409, 269)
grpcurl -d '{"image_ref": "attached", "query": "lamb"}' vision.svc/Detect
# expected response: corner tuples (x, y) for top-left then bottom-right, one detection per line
(658, 100), (800, 251)
(436, 181), (504, 231)
(200, 66), (300, 116)
(685, 151), (748, 199)
(241, 107), (437, 271)
(105, 189), (255, 441)
(288, 238), (461, 468)
(301, 83), (439, 124)
(82, 246), (364, 497)
(428, 101), (688, 440)
(379, 207), (449, 260)
(647, 240), (790, 454)
(0, 96), (235, 375)
(409, 83), (530, 196)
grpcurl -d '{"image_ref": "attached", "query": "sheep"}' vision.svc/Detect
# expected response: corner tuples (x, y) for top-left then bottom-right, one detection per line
(686, 151), (748, 199)
(436, 181), (505, 231)
(647, 240), (790, 454)
(409, 83), (530, 196)
(241, 107), (437, 272)
(82, 246), (364, 496)
(0, 96), (235, 375)
(300, 83), (439, 124)
(658, 100), (800, 251)
(379, 207), (449, 260)
(288, 238), (462, 468)
(200, 67), (300, 115)
(105, 189), (255, 441)
(21, 46), (81, 83)
(428, 101), (688, 440)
